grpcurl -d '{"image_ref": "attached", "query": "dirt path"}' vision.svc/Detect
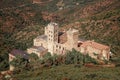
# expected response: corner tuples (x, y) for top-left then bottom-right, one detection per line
(33, 0), (53, 5)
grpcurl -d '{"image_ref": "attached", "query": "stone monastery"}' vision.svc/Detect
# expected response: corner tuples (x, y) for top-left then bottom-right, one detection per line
(27, 22), (110, 60)
(9, 22), (110, 71)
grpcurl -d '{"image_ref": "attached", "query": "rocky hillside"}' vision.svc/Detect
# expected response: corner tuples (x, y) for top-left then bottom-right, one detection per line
(0, 0), (120, 57)
(0, 0), (32, 9)
(55, 0), (120, 55)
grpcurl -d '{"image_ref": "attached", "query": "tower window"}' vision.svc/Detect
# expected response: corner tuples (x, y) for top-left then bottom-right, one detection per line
(59, 46), (61, 49)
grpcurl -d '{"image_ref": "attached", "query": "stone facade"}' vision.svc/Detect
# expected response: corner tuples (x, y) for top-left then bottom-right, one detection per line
(27, 22), (110, 60)
(9, 54), (15, 71)
(27, 46), (48, 58)
(78, 41), (110, 60)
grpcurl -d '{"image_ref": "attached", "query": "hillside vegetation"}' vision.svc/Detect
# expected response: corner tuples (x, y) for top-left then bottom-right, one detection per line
(0, 0), (120, 71)
(13, 65), (120, 80)
(6, 50), (120, 80)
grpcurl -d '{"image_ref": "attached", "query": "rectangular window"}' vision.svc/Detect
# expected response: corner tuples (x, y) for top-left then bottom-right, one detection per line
(59, 46), (61, 49)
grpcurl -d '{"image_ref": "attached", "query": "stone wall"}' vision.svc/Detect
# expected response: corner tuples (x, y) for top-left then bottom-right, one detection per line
(34, 38), (47, 49)
(27, 47), (48, 58)
(9, 54), (15, 71)
(53, 43), (66, 55)
(80, 46), (110, 60)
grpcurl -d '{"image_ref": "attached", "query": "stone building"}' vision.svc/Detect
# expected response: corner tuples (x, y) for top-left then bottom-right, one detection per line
(78, 41), (110, 60)
(9, 49), (29, 71)
(27, 22), (110, 60)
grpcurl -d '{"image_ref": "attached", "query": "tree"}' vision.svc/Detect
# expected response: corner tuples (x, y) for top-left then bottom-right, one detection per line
(65, 49), (98, 65)
(28, 53), (40, 70)
(10, 55), (28, 72)
(84, 54), (98, 64)
(0, 52), (9, 71)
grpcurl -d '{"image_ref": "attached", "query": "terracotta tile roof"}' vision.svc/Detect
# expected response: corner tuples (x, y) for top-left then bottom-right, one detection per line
(81, 41), (110, 50)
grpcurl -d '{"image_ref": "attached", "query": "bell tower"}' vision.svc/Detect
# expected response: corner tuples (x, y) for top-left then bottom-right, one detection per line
(46, 22), (59, 54)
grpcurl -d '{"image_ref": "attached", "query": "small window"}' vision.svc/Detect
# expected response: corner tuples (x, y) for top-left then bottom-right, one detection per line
(59, 46), (61, 49)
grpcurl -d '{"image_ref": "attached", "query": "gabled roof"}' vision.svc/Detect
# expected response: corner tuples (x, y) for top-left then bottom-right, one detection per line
(81, 41), (110, 50)
(30, 46), (47, 52)
(36, 35), (47, 41)
(10, 49), (29, 59)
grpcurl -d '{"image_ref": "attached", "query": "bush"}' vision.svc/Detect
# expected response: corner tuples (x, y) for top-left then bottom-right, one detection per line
(115, 64), (120, 67)
(0, 53), (9, 71)
(65, 49), (98, 65)
(84, 54), (98, 64)
(10, 55), (29, 72)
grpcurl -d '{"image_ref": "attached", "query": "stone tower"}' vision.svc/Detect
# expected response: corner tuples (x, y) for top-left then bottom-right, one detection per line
(66, 28), (79, 50)
(45, 22), (59, 54)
